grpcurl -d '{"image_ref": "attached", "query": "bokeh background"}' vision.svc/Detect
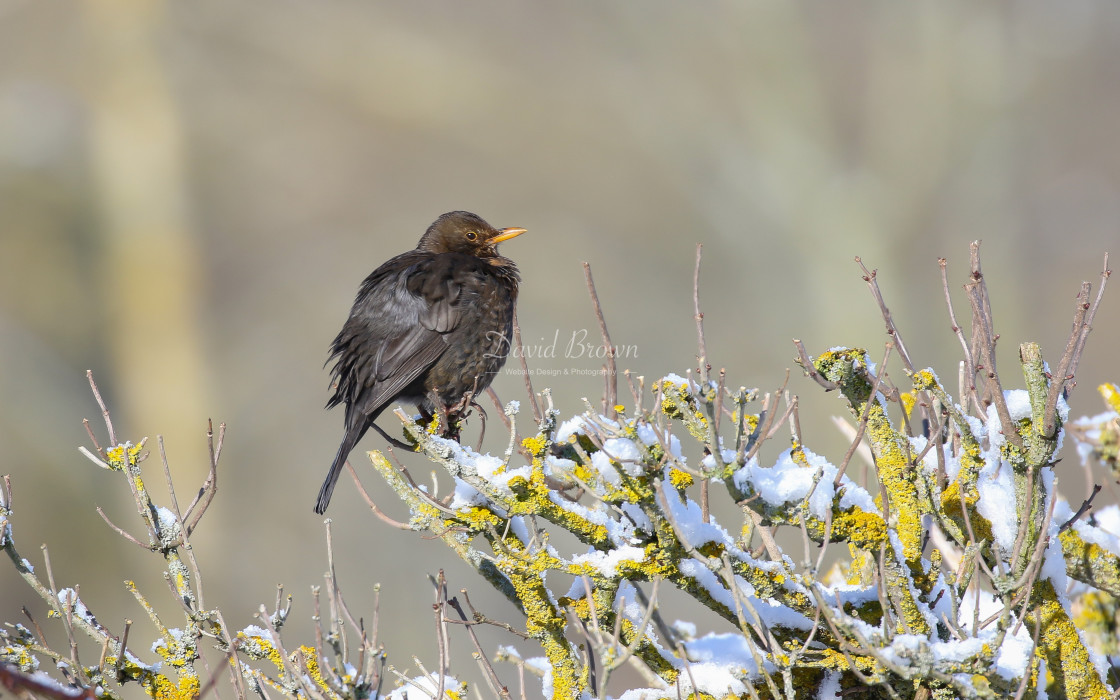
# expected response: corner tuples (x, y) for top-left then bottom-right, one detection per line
(2, 1), (1118, 695)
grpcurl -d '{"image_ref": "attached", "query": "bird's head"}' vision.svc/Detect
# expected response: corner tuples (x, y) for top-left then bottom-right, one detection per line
(418, 211), (527, 258)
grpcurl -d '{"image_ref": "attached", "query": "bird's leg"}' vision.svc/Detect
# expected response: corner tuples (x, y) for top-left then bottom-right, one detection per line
(466, 375), (486, 420)
(468, 395), (488, 451)
(465, 381), (489, 450)
(450, 386), (490, 448)
(428, 388), (460, 441)
(371, 422), (419, 452)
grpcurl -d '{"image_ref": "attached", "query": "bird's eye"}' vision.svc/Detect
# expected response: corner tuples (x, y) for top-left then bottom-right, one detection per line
(465, 231), (477, 241)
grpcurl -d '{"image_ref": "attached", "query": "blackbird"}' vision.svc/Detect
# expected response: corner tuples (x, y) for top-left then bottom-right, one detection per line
(315, 211), (526, 514)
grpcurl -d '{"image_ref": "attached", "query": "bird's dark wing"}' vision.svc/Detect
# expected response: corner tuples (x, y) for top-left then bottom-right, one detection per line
(326, 252), (470, 422)
(317, 253), (478, 514)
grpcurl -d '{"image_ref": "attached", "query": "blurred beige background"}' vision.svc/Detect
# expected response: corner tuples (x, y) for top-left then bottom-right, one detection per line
(2, 0), (1118, 694)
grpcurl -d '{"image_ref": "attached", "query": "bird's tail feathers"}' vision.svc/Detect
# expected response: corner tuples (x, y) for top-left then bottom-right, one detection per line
(314, 425), (366, 514)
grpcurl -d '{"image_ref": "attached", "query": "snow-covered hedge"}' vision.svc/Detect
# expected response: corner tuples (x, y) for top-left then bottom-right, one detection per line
(2, 245), (1118, 700)
(365, 246), (1119, 698)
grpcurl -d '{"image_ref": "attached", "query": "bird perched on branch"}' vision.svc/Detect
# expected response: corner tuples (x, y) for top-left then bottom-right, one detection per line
(315, 211), (526, 514)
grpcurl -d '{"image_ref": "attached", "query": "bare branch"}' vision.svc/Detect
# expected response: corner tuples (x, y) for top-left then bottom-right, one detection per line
(965, 242), (1021, 448)
(1043, 254), (1110, 436)
(86, 370), (116, 447)
(1060, 484), (1102, 533)
(511, 308), (542, 424)
(345, 461), (412, 530)
(431, 571), (448, 700)
(446, 595), (513, 700)
(185, 420), (224, 534)
(486, 387), (514, 433)
(693, 243), (710, 385)
(855, 256), (914, 373)
(940, 257), (977, 406)
(582, 262), (618, 418)
(96, 507), (151, 549)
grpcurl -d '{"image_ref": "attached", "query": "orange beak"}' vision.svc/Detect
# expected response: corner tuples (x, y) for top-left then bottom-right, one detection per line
(491, 227), (527, 244)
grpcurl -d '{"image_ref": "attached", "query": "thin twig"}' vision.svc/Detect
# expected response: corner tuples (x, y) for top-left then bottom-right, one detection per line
(86, 370), (116, 447)
(693, 243), (710, 385)
(185, 421), (224, 535)
(744, 372), (792, 464)
(511, 309), (541, 424)
(1065, 252), (1110, 385)
(762, 397), (799, 443)
(1043, 254), (1110, 436)
(485, 387), (513, 433)
(322, 521), (368, 653)
(786, 391), (802, 446)
(446, 595), (513, 700)
(43, 549), (88, 686)
(965, 242), (1021, 448)
(855, 257), (914, 373)
(461, 590), (530, 640)
(78, 445), (110, 469)
(114, 619), (132, 681)
(95, 507), (150, 549)
(82, 419), (105, 459)
(1060, 484), (1102, 532)
(157, 435), (210, 615)
(582, 262), (617, 418)
(345, 461), (412, 530)
(940, 259), (985, 423)
(198, 642), (241, 700)
(431, 572), (448, 700)
(606, 578), (662, 673)
(580, 575), (604, 647)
